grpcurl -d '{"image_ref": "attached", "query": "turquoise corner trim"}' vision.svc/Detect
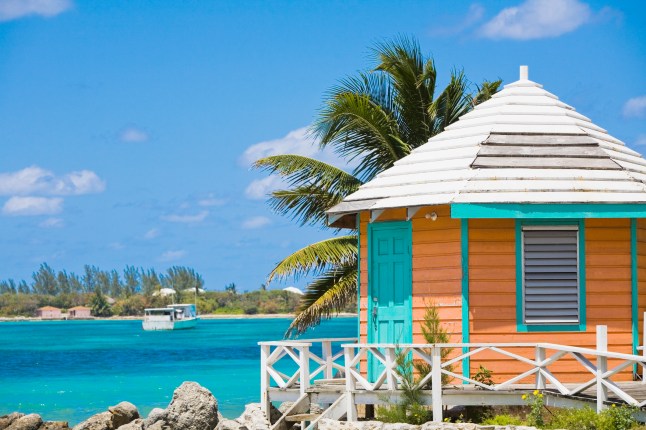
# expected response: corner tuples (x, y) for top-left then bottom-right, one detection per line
(631, 219), (638, 359)
(515, 219), (587, 332)
(461, 219), (470, 382)
(452, 203), (646, 219)
(357, 213), (361, 340)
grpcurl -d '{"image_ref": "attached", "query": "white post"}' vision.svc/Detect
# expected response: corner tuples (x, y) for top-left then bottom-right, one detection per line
(299, 346), (311, 397)
(643, 312), (646, 384)
(432, 346), (443, 422)
(322, 341), (333, 380)
(596, 325), (608, 412)
(385, 347), (397, 390)
(535, 346), (546, 390)
(260, 344), (271, 415)
(344, 346), (358, 422)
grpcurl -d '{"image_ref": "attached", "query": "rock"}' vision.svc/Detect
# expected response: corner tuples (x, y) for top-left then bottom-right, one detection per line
(39, 422), (70, 430)
(318, 420), (384, 430)
(0, 413), (25, 430)
(114, 419), (143, 430)
(383, 424), (419, 430)
(108, 403), (138, 428)
(71, 412), (112, 430)
(236, 404), (269, 430)
(147, 382), (218, 430)
(5, 414), (42, 430)
(216, 419), (247, 430)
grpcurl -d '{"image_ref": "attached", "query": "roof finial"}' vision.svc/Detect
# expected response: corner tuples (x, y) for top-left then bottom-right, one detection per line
(520, 65), (529, 80)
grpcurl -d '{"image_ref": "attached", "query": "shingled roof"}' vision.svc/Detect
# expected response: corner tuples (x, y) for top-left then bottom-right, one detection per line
(328, 66), (646, 222)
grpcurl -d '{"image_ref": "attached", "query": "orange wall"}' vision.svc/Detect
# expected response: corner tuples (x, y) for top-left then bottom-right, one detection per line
(638, 219), (646, 354)
(359, 212), (636, 383)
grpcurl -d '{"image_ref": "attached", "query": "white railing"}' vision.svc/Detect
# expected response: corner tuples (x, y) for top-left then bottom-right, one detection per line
(260, 326), (646, 423)
(259, 338), (356, 413)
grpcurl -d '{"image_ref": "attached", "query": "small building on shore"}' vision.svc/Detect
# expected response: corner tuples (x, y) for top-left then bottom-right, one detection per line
(36, 306), (62, 319)
(327, 66), (646, 382)
(68, 306), (92, 319)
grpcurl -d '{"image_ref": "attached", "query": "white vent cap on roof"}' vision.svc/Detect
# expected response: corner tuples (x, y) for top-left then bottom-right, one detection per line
(520, 65), (529, 80)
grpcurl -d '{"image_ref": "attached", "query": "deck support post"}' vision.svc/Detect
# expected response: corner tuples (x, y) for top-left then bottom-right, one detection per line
(322, 341), (333, 380)
(535, 346), (546, 390)
(385, 348), (397, 390)
(432, 346), (443, 422)
(596, 325), (608, 412)
(643, 312), (646, 384)
(299, 346), (311, 397)
(260, 344), (271, 415)
(344, 347), (358, 422)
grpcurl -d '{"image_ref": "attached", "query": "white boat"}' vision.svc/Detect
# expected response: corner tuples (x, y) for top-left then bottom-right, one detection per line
(142, 304), (199, 331)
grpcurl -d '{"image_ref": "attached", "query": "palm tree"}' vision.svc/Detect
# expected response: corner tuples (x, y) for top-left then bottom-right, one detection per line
(254, 36), (501, 337)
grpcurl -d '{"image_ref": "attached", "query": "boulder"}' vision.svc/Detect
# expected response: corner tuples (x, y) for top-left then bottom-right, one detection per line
(319, 420), (384, 430)
(71, 412), (112, 430)
(215, 419), (247, 430)
(108, 403), (139, 428)
(0, 413), (24, 430)
(114, 419), (143, 430)
(145, 382), (218, 430)
(236, 404), (269, 430)
(39, 423), (70, 430)
(5, 414), (42, 430)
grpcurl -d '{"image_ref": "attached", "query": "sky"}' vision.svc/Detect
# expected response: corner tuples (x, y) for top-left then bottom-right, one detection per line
(0, 0), (645, 292)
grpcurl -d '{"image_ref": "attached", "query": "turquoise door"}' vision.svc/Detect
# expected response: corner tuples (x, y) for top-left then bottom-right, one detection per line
(367, 221), (413, 380)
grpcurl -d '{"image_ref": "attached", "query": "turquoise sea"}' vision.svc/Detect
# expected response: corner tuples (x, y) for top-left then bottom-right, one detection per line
(0, 317), (356, 424)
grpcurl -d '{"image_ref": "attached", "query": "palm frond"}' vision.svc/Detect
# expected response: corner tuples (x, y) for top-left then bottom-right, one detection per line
(472, 79), (503, 106)
(428, 69), (472, 136)
(268, 235), (357, 283)
(284, 263), (357, 338)
(254, 155), (362, 226)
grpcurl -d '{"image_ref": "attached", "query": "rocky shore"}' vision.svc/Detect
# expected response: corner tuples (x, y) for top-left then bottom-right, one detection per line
(0, 382), (539, 430)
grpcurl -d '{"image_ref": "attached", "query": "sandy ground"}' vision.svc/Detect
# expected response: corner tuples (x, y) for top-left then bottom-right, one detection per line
(0, 313), (357, 322)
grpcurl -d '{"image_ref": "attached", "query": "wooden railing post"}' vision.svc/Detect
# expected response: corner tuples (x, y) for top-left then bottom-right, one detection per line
(344, 346), (358, 422)
(432, 346), (443, 422)
(643, 312), (646, 384)
(596, 325), (608, 412)
(299, 346), (310, 397)
(322, 341), (333, 380)
(535, 346), (546, 390)
(260, 344), (271, 415)
(385, 347), (397, 390)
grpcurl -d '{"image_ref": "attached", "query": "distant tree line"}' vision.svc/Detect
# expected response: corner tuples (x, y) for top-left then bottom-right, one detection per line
(0, 263), (203, 299)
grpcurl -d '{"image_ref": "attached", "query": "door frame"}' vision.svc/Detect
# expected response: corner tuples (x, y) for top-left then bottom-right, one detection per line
(367, 220), (413, 364)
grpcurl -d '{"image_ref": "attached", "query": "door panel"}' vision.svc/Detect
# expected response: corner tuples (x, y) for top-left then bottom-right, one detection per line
(368, 221), (412, 381)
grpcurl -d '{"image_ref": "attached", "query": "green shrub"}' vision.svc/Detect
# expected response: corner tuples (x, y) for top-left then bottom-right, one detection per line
(598, 404), (638, 430)
(481, 414), (524, 426)
(546, 404), (637, 430)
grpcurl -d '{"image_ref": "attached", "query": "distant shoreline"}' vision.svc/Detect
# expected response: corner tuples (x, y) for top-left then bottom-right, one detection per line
(0, 312), (357, 322)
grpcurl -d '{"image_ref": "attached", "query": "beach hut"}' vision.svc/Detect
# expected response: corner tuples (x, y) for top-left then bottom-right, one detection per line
(327, 66), (646, 382)
(36, 306), (62, 319)
(68, 306), (92, 319)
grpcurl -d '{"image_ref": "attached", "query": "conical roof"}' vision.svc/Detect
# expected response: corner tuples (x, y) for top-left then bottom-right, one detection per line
(328, 66), (646, 219)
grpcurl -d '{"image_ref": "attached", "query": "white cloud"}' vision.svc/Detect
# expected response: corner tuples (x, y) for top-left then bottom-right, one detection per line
(109, 242), (125, 250)
(159, 250), (186, 262)
(2, 196), (63, 216)
(144, 228), (160, 239)
(198, 195), (226, 207)
(161, 210), (209, 223)
(39, 217), (64, 228)
(245, 175), (284, 200)
(0, 166), (105, 196)
(634, 135), (646, 146)
(623, 96), (646, 118)
(120, 126), (149, 143)
(479, 0), (592, 40)
(242, 216), (271, 229)
(0, 0), (72, 22)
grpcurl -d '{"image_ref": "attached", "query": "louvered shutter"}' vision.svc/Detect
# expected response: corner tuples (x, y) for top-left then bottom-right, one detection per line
(522, 227), (579, 324)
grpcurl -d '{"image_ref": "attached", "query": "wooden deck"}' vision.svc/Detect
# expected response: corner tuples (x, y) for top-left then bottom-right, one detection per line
(259, 333), (646, 428)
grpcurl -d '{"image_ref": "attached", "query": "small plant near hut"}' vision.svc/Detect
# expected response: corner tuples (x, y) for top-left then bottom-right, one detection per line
(481, 414), (524, 426)
(414, 301), (453, 387)
(523, 390), (545, 428)
(473, 365), (494, 387)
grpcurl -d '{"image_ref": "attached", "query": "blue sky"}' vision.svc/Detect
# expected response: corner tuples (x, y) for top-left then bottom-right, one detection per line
(0, 0), (645, 291)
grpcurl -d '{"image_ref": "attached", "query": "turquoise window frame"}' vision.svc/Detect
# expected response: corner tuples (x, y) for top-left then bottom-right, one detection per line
(515, 219), (587, 332)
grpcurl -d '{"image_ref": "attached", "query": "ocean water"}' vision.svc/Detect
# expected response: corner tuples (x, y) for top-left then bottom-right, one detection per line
(0, 317), (356, 424)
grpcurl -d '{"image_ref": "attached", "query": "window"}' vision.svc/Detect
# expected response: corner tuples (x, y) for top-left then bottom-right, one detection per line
(521, 225), (580, 325)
